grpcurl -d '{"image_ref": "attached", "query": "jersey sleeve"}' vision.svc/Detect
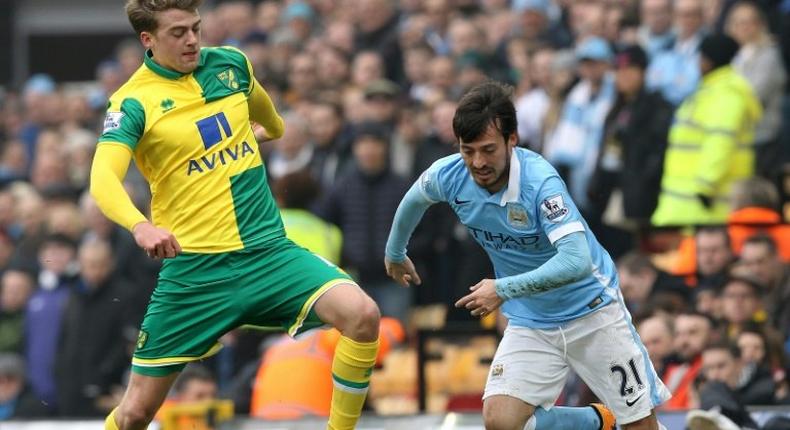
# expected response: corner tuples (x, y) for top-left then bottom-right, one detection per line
(536, 176), (586, 244)
(97, 97), (145, 151)
(416, 158), (453, 203)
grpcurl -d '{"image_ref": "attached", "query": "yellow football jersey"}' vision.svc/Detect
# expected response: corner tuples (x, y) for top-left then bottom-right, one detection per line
(98, 47), (283, 253)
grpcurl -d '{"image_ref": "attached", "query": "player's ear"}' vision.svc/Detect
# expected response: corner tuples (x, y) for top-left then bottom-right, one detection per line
(506, 132), (518, 150)
(140, 31), (154, 49)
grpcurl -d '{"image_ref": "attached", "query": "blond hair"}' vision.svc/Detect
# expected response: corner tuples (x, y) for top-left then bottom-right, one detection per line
(125, 0), (203, 35)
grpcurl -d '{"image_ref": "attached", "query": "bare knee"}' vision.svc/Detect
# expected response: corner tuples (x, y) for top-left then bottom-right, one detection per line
(483, 401), (533, 430)
(117, 400), (159, 429)
(341, 295), (380, 342)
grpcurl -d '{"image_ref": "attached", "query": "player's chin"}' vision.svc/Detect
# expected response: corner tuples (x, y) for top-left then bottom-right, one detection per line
(472, 174), (494, 186)
(180, 61), (199, 73)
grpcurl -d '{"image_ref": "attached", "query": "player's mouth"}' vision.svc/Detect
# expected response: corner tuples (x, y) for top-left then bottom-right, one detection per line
(183, 51), (198, 60)
(473, 169), (494, 181)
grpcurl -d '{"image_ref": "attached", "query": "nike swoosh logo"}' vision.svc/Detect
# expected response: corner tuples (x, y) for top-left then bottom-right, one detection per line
(625, 393), (644, 407)
(454, 198), (470, 205)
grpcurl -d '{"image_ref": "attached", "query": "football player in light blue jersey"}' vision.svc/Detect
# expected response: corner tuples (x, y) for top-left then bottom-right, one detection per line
(385, 81), (670, 430)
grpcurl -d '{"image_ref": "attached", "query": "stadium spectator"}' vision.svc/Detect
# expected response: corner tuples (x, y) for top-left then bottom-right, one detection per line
(738, 235), (790, 336)
(250, 318), (404, 420)
(316, 45), (352, 93)
(727, 177), (790, 261)
(587, 44), (673, 244)
(352, 0), (403, 83)
(272, 171), (342, 265)
(0, 353), (51, 420)
(307, 100), (353, 190)
(0, 269), (34, 354)
(515, 46), (554, 151)
(726, 1), (788, 180)
(638, 0), (676, 58)
(78, 192), (158, 317)
(638, 315), (681, 380)
(696, 341), (775, 427)
(511, 0), (572, 49)
(154, 365), (222, 430)
(284, 53), (319, 107)
(696, 226), (735, 290)
(55, 239), (134, 417)
(361, 79), (402, 127)
(652, 33), (762, 226)
(350, 51), (386, 93)
(617, 252), (691, 314)
(412, 99), (457, 177)
(663, 312), (714, 410)
(24, 233), (78, 412)
(736, 326), (789, 400)
(265, 112), (314, 181)
(319, 122), (410, 322)
(645, 0), (705, 105)
(719, 275), (768, 340)
(403, 43), (435, 103)
(543, 37), (616, 216)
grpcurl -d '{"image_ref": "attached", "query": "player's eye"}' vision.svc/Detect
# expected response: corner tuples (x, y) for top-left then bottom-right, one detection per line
(172, 30), (185, 37)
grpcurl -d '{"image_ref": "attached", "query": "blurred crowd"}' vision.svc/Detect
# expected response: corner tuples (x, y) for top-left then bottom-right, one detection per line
(1, 0), (790, 424)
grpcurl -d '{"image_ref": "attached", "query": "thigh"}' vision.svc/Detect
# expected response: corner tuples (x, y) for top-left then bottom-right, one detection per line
(238, 239), (353, 336)
(133, 253), (241, 373)
(483, 324), (569, 409)
(565, 303), (671, 425)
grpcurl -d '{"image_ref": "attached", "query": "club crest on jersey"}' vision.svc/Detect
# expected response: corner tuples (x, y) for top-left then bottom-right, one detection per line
(541, 194), (569, 223)
(102, 112), (124, 134)
(491, 363), (504, 378)
(217, 69), (239, 90)
(136, 330), (148, 349)
(506, 203), (529, 228)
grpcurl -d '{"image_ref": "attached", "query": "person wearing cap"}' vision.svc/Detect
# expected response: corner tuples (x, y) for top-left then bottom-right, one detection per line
(587, 45), (673, 239)
(512, 0), (572, 49)
(543, 37), (616, 217)
(645, 0), (706, 105)
(281, 1), (315, 44)
(362, 79), (402, 130)
(652, 34), (762, 226)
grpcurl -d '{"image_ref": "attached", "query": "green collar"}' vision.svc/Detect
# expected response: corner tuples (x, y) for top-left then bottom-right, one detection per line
(144, 49), (205, 79)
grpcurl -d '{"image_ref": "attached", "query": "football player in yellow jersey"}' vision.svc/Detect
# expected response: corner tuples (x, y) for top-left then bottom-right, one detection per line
(91, 1), (380, 429)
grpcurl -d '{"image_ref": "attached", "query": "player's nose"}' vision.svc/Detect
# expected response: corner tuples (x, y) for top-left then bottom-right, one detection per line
(472, 153), (486, 168)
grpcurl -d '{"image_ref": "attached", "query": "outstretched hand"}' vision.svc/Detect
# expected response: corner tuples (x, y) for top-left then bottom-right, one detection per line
(455, 279), (503, 317)
(133, 221), (182, 259)
(385, 256), (422, 287)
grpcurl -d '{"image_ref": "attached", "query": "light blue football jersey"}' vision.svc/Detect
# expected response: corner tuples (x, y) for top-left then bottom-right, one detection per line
(418, 147), (620, 328)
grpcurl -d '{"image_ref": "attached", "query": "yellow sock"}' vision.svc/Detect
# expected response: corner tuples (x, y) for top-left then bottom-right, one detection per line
(327, 336), (379, 430)
(105, 408), (120, 430)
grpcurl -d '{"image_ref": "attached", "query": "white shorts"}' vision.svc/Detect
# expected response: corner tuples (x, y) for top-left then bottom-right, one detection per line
(483, 300), (672, 425)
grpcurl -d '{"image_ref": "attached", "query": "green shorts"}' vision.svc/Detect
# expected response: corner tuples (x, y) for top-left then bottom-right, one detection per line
(131, 237), (352, 376)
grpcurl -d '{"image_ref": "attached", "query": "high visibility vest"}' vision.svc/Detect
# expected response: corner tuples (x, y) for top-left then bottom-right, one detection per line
(250, 334), (334, 420)
(280, 208), (343, 265)
(652, 66), (762, 226)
